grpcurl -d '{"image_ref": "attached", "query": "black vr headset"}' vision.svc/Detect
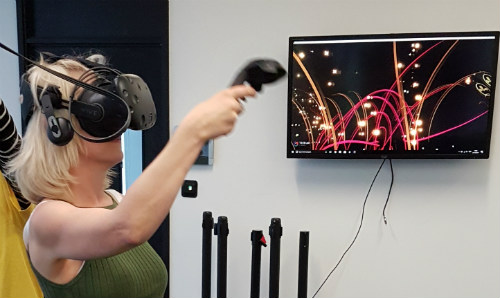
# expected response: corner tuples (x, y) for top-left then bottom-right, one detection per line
(1, 42), (156, 146)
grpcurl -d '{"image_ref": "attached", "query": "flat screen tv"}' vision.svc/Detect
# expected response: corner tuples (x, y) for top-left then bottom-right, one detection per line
(287, 31), (499, 159)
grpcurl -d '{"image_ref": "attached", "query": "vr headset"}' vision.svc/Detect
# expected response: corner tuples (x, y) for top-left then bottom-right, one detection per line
(1, 42), (156, 146)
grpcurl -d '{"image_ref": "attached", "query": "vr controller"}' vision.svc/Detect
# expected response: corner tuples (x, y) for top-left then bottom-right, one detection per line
(231, 59), (286, 90)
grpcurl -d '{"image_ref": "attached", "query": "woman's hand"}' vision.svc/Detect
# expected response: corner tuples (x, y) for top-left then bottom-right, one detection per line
(180, 85), (257, 142)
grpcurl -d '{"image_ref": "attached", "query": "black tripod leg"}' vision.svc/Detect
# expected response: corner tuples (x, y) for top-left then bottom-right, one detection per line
(202, 212), (214, 298)
(297, 231), (309, 298)
(214, 216), (229, 298)
(250, 230), (267, 298)
(269, 218), (283, 298)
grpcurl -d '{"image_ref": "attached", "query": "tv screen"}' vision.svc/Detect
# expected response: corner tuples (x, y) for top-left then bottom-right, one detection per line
(287, 31), (499, 159)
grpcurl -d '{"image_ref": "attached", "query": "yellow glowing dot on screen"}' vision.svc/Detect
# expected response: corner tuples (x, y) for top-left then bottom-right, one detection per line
(416, 119), (423, 126)
(298, 52), (306, 59)
(414, 43), (421, 49)
(327, 81), (334, 87)
(411, 139), (417, 146)
(397, 62), (404, 69)
(332, 69), (339, 74)
(410, 130), (417, 136)
(370, 111), (377, 116)
(465, 77), (472, 85)
(412, 82), (420, 88)
(358, 120), (366, 127)
(414, 63), (420, 68)
(324, 50), (330, 56)
(415, 94), (423, 101)
(296, 73), (301, 78)
(418, 128), (423, 132)
(364, 102), (372, 108)
(372, 129), (381, 136)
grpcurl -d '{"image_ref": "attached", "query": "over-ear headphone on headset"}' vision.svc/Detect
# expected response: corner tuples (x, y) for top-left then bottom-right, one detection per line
(1, 42), (157, 146)
(20, 82), (76, 145)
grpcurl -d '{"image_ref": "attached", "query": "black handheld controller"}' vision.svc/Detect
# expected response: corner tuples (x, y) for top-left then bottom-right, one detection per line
(231, 59), (286, 90)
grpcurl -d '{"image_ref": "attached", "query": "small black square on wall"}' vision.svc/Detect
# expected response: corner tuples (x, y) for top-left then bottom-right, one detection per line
(182, 180), (198, 198)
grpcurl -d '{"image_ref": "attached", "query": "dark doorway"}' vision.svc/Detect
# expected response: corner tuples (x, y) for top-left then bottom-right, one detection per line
(16, 0), (170, 296)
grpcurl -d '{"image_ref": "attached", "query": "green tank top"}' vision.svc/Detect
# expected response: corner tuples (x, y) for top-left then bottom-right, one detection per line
(30, 191), (168, 298)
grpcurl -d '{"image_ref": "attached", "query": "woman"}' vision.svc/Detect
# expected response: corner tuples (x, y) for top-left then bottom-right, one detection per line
(9, 54), (256, 297)
(0, 98), (42, 298)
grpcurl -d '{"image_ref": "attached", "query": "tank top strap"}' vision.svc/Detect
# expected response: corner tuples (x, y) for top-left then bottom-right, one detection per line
(104, 189), (123, 204)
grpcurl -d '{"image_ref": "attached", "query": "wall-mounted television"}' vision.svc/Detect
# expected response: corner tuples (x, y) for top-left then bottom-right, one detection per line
(287, 31), (499, 159)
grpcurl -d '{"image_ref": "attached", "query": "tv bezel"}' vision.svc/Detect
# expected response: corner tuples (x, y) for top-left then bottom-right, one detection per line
(287, 31), (500, 160)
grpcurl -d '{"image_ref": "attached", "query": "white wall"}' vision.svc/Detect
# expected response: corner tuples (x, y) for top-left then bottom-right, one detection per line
(169, 1), (500, 298)
(0, 0), (21, 130)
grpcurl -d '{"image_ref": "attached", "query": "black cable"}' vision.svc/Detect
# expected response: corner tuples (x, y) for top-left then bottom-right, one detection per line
(0, 42), (120, 98)
(311, 159), (387, 298)
(382, 159), (394, 225)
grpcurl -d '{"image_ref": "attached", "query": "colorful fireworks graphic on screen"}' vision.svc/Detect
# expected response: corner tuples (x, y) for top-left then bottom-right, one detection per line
(289, 37), (496, 155)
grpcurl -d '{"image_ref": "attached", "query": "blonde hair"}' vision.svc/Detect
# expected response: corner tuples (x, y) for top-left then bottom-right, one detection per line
(8, 55), (114, 204)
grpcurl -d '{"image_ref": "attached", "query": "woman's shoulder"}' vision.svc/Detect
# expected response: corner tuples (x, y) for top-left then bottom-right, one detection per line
(23, 199), (74, 248)
(30, 199), (82, 230)
(28, 199), (74, 226)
